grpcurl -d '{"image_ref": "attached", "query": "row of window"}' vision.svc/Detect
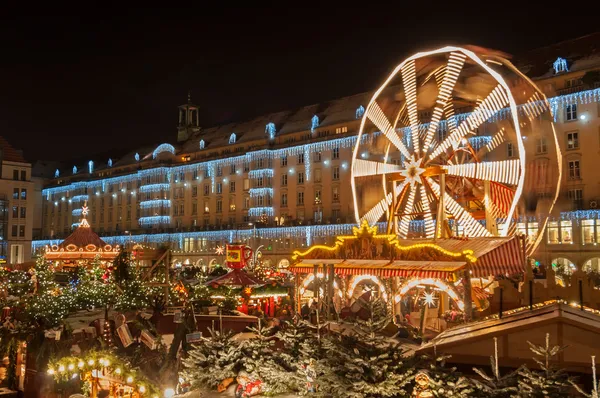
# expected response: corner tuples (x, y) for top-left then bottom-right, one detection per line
(517, 219), (600, 245)
(12, 170), (27, 181)
(12, 206), (26, 219)
(12, 188), (27, 200)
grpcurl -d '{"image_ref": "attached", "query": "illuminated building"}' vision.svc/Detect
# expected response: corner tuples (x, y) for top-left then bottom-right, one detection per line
(32, 34), (600, 270)
(0, 137), (37, 264)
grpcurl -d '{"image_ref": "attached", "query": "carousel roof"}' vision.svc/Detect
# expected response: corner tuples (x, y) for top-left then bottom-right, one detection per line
(45, 206), (120, 261)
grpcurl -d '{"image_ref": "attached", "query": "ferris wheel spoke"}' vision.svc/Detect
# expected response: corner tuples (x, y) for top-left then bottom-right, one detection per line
(429, 84), (509, 162)
(443, 159), (521, 186)
(366, 102), (412, 159)
(419, 185), (436, 238)
(398, 184), (417, 238)
(428, 178), (492, 237)
(522, 92), (549, 120)
(352, 159), (404, 177)
(423, 52), (467, 153)
(401, 60), (420, 155)
(476, 128), (506, 158)
(361, 181), (407, 225)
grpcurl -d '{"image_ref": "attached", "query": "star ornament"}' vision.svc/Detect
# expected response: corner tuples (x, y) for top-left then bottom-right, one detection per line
(400, 156), (425, 188)
(421, 291), (437, 307)
(215, 246), (225, 255)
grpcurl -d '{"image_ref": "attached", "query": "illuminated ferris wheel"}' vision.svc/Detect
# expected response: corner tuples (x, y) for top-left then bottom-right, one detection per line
(351, 46), (559, 250)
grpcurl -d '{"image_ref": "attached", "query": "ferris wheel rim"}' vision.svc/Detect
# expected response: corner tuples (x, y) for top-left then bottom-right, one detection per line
(351, 46), (528, 239)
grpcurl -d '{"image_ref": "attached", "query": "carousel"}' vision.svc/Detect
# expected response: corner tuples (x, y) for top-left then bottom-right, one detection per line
(290, 46), (561, 333)
(44, 203), (120, 270)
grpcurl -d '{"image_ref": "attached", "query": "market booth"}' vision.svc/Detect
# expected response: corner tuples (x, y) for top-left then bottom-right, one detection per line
(289, 221), (525, 331)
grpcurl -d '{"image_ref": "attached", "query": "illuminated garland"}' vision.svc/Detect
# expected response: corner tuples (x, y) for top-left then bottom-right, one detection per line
(291, 220), (477, 263)
(37, 221), (463, 251)
(248, 207), (274, 217)
(152, 143), (175, 159)
(248, 169), (274, 178)
(138, 216), (170, 226)
(249, 188), (274, 198)
(139, 184), (170, 193)
(47, 351), (160, 397)
(139, 200), (171, 209)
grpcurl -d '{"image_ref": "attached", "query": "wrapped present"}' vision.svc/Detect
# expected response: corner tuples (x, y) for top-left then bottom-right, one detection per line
(117, 323), (133, 347)
(140, 329), (157, 350)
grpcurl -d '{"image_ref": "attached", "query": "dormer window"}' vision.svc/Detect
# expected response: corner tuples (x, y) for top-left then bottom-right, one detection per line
(199, 139), (205, 149)
(311, 115), (319, 132)
(107, 158), (113, 167)
(88, 160), (94, 174)
(356, 105), (365, 119)
(135, 153), (140, 162)
(73, 166), (78, 175)
(266, 123), (276, 140)
(553, 57), (568, 74)
(229, 133), (237, 144)
(54, 169), (59, 178)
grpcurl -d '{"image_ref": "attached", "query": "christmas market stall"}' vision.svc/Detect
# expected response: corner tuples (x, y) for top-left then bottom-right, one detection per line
(289, 221), (525, 332)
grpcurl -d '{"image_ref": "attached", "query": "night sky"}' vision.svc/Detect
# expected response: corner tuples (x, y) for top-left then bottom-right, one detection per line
(0, 5), (597, 164)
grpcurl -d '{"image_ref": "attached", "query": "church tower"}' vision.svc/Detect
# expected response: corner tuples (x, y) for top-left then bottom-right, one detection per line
(177, 92), (200, 142)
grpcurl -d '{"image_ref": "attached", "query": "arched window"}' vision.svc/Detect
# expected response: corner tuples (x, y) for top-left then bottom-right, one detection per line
(88, 160), (94, 174)
(356, 105), (365, 119)
(73, 166), (78, 174)
(54, 169), (59, 178)
(107, 158), (113, 167)
(135, 153), (140, 162)
(311, 115), (319, 132)
(229, 133), (237, 144)
(199, 139), (205, 149)
(153, 143), (176, 159)
(265, 122), (276, 140)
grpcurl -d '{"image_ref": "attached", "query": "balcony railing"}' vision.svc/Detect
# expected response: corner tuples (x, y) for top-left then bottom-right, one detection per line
(556, 85), (584, 95)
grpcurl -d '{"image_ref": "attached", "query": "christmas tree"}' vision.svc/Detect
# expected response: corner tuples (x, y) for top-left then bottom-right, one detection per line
(181, 328), (244, 390)
(472, 337), (519, 397)
(517, 333), (573, 397)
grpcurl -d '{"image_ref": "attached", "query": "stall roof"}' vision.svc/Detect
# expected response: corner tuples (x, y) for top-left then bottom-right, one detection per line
(290, 260), (466, 279)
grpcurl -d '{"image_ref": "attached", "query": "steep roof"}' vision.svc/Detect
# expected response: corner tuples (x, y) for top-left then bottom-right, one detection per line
(57, 220), (109, 250)
(516, 32), (600, 79)
(0, 136), (27, 163)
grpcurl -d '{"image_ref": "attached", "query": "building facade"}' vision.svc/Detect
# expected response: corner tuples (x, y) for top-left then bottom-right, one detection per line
(0, 138), (36, 264)
(33, 34), (600, 271)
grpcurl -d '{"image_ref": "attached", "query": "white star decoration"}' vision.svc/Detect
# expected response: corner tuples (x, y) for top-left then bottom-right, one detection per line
(215, 246), (225, 255)
(399, 156), (425, 188)
(421, 291), (437, 307)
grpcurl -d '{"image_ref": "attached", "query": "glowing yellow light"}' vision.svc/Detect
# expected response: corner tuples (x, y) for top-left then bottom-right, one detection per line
(88, 359), (95, 366)
(47, 368), (55, 375)
(67, 364), (74, 371)
(115, 368), (122, 375)
(127, 376), (134, 383)
(139, 385), (146, 393)
(58, 365), (65, 372)
(78, 361), (84, 369)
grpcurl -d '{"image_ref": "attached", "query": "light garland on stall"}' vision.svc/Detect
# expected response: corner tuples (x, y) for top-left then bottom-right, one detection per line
(47, 351), (160, 397)
(397, 277), (464, 311)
